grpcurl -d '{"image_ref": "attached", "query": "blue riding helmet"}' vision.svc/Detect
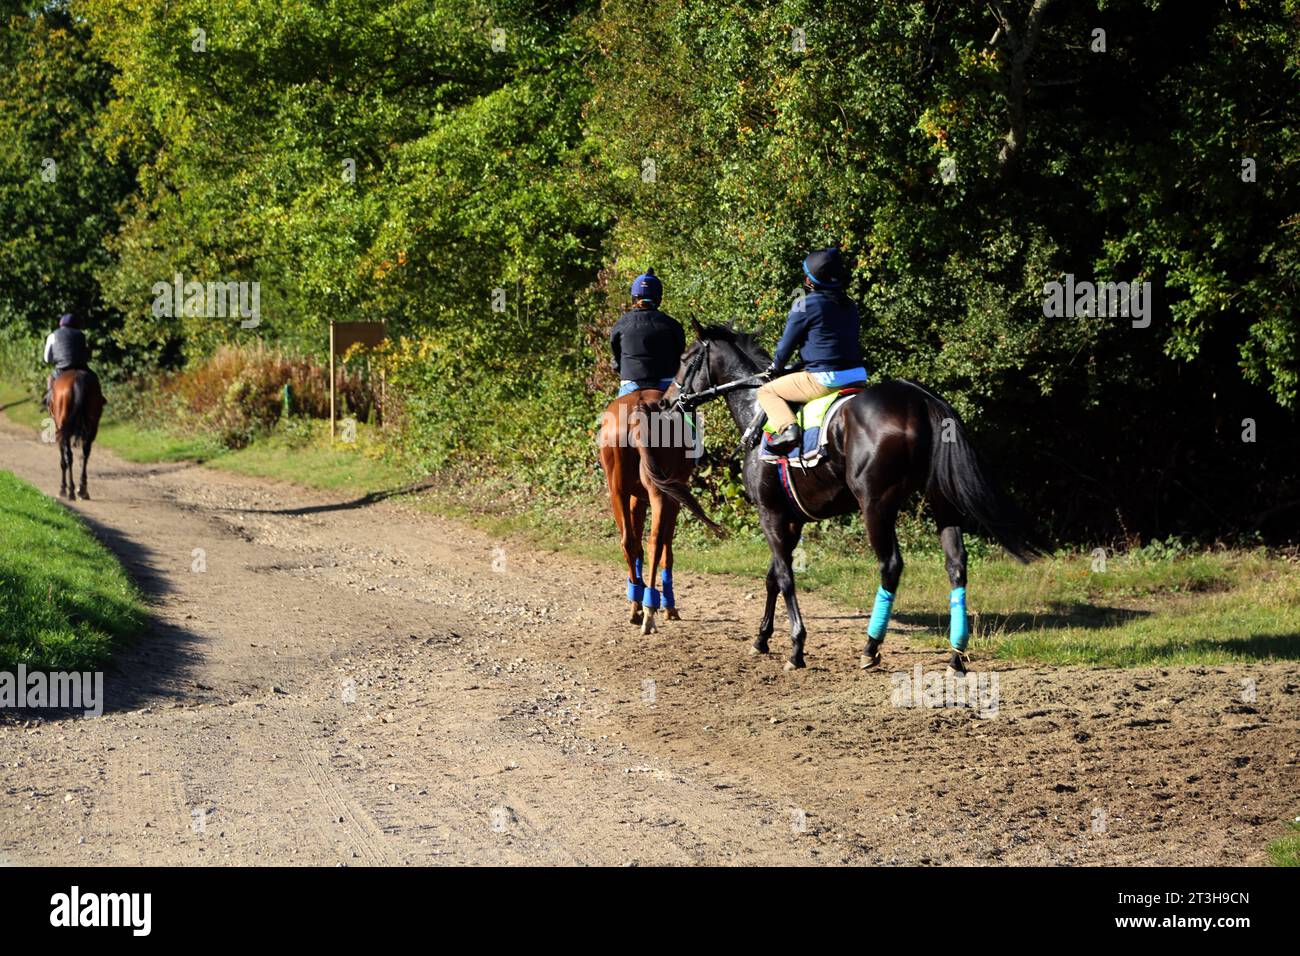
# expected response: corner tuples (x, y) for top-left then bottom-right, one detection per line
(631, 268), (663, 303)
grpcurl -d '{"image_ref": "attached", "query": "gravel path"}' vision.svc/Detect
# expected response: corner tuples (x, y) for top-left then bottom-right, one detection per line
(1, 418), (1295, 865)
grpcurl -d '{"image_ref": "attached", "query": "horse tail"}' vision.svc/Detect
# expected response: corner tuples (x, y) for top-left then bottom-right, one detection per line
(69, 371), (89, 445)
(900, 379), (1042, 563)
(632, 402), (727, 538)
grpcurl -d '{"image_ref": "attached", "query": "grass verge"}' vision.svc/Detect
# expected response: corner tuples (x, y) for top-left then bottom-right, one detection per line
(0, 470), (145, 670)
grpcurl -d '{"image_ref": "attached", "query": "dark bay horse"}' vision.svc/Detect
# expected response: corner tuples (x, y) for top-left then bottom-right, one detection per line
(599, 387), (722, 634)
(48, 370), (105, 500)
(659, 321), (1037, 673)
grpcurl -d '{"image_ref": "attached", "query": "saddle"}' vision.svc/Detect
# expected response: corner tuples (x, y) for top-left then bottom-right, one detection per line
(759, 385), (866, 467)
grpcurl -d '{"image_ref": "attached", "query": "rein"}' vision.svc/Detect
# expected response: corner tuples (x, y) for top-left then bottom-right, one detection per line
(675, 340), (766, 412)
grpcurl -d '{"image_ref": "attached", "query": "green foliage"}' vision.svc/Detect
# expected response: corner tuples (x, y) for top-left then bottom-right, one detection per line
(0, 0), (1296, 543)
(0, 1), (136, 361)
(1126, 534), (1195, 564)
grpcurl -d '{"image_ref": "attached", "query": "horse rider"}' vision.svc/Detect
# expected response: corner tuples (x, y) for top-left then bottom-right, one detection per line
(609, 269), (685, 397)
(43, 312), (96, 409)
(757, 247), (866, 454)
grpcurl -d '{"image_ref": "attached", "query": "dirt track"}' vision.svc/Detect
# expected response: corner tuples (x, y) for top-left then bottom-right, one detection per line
(1, 417), (1296, 865)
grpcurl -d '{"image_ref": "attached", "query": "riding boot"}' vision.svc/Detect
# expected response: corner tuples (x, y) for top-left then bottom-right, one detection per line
(766, 423), (802, 455)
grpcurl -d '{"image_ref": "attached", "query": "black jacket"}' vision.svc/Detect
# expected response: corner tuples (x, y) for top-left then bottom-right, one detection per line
(45, 327), (91, 372)
(609, 307), (685, 382)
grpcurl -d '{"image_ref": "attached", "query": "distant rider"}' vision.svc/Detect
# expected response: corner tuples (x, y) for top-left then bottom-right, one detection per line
(43, 313), (94, 409)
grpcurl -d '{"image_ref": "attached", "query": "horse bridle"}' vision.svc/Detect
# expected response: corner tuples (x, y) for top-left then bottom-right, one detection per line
(675, 338), (769, 413)
(673, 341), (714, 410)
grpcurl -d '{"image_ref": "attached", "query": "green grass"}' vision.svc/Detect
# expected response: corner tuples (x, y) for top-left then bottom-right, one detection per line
(0, 470), (146, 670)
(5, 380), (1298, 669)
(208, 420), (408, 490)
(1268, 821), (1300, 866)
(0, 381), (44, 431)
(95, 421), (225, 463)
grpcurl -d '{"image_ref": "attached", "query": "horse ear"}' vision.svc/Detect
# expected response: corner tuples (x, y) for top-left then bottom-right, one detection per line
(689, 317), (705, 340)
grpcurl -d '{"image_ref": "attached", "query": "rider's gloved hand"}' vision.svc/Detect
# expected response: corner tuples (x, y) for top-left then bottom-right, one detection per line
(762, 364), (779, 381)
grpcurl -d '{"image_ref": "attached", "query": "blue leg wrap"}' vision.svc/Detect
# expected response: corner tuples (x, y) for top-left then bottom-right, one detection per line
(661, 568), (675, 608)
(867, 586), (895, 640)
(949, 586), (969, 651)
(644, 586), (661, 610)
(626, 559), (645, 603)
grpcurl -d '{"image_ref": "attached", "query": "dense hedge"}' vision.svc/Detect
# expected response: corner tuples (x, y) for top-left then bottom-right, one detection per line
(1, 0), (1297, 543)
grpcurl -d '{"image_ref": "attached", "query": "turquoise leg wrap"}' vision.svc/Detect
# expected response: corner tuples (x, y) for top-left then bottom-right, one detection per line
(644, 586), (661, 610)
(661, 568), (675, 608)
(867, 586), (895, 640)
(949, 586), (969, 651)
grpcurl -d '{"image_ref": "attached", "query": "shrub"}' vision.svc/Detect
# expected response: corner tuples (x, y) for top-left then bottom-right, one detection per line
(123, 344), (381, 450)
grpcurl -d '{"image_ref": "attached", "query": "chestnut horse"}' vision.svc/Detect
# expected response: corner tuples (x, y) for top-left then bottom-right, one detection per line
(48, 370), (105, 500)
(599, 384), (722, 635)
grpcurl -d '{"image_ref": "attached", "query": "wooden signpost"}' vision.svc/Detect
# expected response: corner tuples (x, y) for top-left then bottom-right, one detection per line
(329, 321), (387, 442)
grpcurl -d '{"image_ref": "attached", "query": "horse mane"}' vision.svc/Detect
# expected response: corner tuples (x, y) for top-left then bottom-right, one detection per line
(697, 322), (770, 368)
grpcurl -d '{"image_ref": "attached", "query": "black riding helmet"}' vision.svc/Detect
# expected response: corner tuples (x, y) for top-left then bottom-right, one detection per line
(802, 247), (846, 289)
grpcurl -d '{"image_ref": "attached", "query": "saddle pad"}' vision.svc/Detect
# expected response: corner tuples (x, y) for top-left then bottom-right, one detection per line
(760, 386), (864, 465)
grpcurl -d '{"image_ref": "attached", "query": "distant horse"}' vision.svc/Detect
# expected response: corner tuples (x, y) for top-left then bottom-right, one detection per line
(48, 370), (105, 500)
(660, 321), (1038, 673)
(598, 385), (722, 635)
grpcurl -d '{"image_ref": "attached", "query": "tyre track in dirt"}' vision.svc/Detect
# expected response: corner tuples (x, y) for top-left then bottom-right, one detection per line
(1, 417), (1297, 865)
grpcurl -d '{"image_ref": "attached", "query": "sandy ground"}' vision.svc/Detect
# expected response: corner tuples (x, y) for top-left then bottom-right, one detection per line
(0, 418), (1296, 866)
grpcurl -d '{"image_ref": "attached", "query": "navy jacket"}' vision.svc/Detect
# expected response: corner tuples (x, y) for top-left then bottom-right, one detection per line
(610, 307), (685, 382)
(772, 291), (862, 372)
(44, 327), (91, 372)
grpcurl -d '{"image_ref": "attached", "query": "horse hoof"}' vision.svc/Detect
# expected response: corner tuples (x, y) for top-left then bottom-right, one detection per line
(783, 657), (805, 672)
(78, 491), (90, 500)
(629, 610), (643, 626)
(666, 608), (681, 621)
(750, 642), (769, 656)
(641, 616), (657, 636)
(860, 653), (882, 670)
(947, 651), (968, 675)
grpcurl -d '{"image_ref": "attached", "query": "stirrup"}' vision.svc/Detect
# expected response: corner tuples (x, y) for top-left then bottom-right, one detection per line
(739, 410), (767, 451)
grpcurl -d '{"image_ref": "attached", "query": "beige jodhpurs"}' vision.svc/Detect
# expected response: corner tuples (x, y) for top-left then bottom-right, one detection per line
(756, 371), (835, 431)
